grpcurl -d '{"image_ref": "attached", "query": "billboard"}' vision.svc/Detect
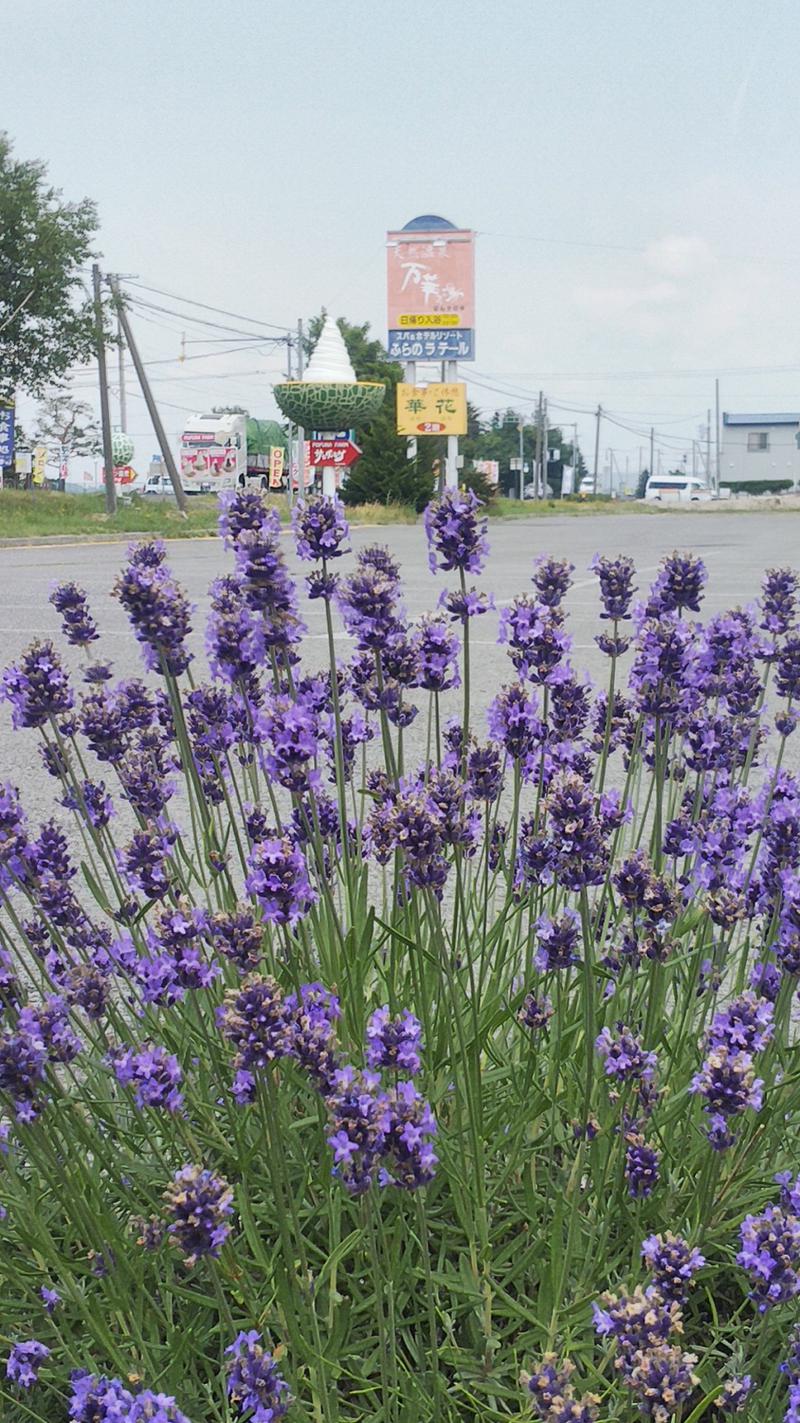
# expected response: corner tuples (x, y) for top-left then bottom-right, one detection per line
(388, 329), (474, 361)
(397, 383), (467, 436)
(387, 225), (475, 361)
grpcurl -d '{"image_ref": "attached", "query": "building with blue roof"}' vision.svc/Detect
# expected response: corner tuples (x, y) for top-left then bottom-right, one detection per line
(721, 411), (800, 491)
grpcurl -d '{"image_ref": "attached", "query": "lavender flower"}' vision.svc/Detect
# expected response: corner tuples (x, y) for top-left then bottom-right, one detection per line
(596, 1024), (657, 1084)
(737, 1204), (800, 1311)
(466, 743), (503, 801)
(424, 487), (488, 575)
(776, 635), (800, 702)
(226, 1329), (290, 1422)
(647, 550), (707, 615)
(641, 1233), (705, 1302)
(546, 773), (608, 889)
(518, 992), (554, 1032)
(258, 694), (319, 793)
(292, 493), (350, 562)
(338, 563), (402, 650)
(2, 639), (73, 729)
(591, 553), (637, 620)
(760, 567), (798, 636)
(592, 1285), (681, 1357)
(50, 581), (99, 646)
(218, 975), (290, 1102)
(366, 1006), (422, 1074)
(498, 597), (571, 685)
(380, 1079), (438, 1189)
(532, 554), (573, 608)
(245, 835), (316, 925)
(218, 488), (270, 548)
(113, 544), (193, 676)
(411, 614), (460, 692)
(0, 1020), (47, 1121)
(110, 1042), (184, 1113)
(206, 575), (264, 682)
(235, 521), (305, 651)
(535, 911), (581, 972)
(326, 1065), (387, 1194)
(7, 1339), (49, 1388)
(40, 1285), (61, 1313)
(164, 1163), (233, 1266)
(624, 1344), (699, 1419)
(129, 1390), (193, 1422)
(285, 982), (340, 1089)
(707, 991), (774, 1056)
(624, 1133), (661, 1197)
(211, 906), (264, 973)
(68, 1372), (135, 1421)
(714, 1376), (753, 1413)
(488, 683), (542, 760)
(690, 1045), (763, 1143)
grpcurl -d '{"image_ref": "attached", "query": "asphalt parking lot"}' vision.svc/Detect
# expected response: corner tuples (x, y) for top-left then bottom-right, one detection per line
(1, 510), (798, 824)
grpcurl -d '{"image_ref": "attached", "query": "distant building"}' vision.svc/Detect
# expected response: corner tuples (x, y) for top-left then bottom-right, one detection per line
(721, 412), (800, 491)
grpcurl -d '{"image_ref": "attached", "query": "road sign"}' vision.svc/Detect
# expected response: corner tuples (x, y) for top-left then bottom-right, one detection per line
(388, 328), (474, 361)
(308, 438), (362, 468)
(397, 383), (467, 436)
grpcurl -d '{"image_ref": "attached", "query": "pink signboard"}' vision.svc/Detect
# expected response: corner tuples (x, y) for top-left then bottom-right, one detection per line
(387, 229), (475, 331)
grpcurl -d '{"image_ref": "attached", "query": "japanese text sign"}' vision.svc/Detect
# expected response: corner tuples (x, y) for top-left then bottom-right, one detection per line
(387, 229), (475, 332)
(396, 383), (467, 436)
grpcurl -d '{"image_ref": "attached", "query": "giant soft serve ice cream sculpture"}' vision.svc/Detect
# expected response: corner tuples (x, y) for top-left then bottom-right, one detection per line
(273, 317), (385, 496)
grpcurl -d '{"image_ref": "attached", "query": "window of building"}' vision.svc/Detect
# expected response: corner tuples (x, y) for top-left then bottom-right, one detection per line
(747, 432), (769, 451)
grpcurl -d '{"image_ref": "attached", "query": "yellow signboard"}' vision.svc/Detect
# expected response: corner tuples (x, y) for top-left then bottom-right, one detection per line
(32, 445), (48, 485)
(396, 383), (467, 436)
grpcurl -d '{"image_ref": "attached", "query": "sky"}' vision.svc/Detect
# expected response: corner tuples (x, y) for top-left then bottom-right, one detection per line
(5, 0), (800, 485)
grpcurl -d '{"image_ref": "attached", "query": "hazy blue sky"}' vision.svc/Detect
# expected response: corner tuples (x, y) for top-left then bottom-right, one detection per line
(5, 0), (800, 479)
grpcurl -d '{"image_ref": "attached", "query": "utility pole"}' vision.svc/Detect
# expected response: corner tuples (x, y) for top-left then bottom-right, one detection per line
(117, 310), (127, 432)
(592, 404), (602, 496)
(567, 422), (579, 498)
(92, 263), (117, 515)
(649, 426), (655, 485)
(706, 408), (711, 487)
(445, 358), (459, 489)
(517, 418), (525, 502)
(110, 276), (188, 515)
(296, 319), (306, 501)
(715, 378), (721, 495)
(535, 390), (544, 500)
(542, 395), (549, 498)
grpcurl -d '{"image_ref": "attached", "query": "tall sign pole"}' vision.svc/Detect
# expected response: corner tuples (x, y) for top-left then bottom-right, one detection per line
(295, 319), (306, 500)
(387, 218), (474, 492)
(92, 264), (117, 515)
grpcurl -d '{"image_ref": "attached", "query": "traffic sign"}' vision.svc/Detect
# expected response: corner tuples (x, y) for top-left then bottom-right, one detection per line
(308, 438), (362, 468)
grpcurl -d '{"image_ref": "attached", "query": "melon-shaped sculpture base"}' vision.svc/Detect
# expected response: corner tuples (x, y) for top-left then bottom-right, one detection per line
(273, 381), (385, 429)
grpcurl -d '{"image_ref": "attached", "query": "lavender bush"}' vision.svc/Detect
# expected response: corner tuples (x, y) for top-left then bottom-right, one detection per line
(0, 489), (799, 1420)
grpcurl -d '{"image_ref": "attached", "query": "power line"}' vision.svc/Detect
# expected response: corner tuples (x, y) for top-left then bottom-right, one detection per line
(124, 280), (294, 334)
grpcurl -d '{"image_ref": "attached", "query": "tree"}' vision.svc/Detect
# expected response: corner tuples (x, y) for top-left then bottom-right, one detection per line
(305, 314), (437, 511)
(34, 394), (101, 464)
(0, 133), (99, 400)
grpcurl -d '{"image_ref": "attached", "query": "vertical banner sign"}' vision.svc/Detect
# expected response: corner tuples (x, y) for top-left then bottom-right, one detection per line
(32, 446), (48, 485)
(0, 404), (15, 468)
(386, 228), (475, 361)
(269, 446), (285, 488)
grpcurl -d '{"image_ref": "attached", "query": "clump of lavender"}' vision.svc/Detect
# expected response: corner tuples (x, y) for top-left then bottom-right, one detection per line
(760, 566), (798, 636)
(211, 906), (264, 973)
(163, 1163), (234, 1266)
(424, 487), (489, 575)
(647, 550), (708, 615)
(110, 1042), (184, 1113)
(714, 1376), (753, 1413)
(325, 1065), (387, 1194)
(68, 1372), (135, 1420)
(366, 1006), (422, 1074)
(624, 1132), (661, 1197)
(411, 614), (460, 691)
(49, 582), (99, 646)
(226, 1330), (290, 1421)
(641, 1232), (705, 1302)
(292, 493), (350, 563)
(6, 1339), (49, 1388)
(286, 982), (341, 1090)
(625, 1343), (699, 1420)
(690, 1044), (764, 1148)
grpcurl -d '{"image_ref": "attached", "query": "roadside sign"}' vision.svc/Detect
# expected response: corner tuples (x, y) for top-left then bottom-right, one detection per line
(269, 446), (285, 488)
(397, 383), (467, 436)
(0, 405), (14, 466)
(388, 329), (474, 361)
(308, 438), (362, 468)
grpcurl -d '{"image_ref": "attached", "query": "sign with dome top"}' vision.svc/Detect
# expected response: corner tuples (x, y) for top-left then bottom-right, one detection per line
(386, 215), (475, 361)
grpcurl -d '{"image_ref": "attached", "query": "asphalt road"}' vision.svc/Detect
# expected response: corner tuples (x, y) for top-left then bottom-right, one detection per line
(1, 510), (798, 826)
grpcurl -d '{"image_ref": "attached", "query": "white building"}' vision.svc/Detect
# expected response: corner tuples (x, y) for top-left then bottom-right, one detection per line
(721, 412), (800, 491)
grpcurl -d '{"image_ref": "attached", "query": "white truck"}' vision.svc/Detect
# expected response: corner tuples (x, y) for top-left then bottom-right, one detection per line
(179, 412), (248, 495)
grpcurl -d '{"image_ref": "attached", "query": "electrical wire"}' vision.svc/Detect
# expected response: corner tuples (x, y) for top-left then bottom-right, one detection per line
(124, 280), (294, 334)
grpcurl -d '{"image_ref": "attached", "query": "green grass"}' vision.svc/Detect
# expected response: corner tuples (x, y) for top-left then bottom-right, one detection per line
(0, 491), (420, 542)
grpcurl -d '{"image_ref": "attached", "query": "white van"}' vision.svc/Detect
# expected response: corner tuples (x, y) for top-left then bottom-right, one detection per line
(644, 474), (710, 503)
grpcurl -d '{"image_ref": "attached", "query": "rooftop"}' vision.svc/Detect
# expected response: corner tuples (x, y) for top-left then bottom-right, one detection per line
(723, 412), (800, 426)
